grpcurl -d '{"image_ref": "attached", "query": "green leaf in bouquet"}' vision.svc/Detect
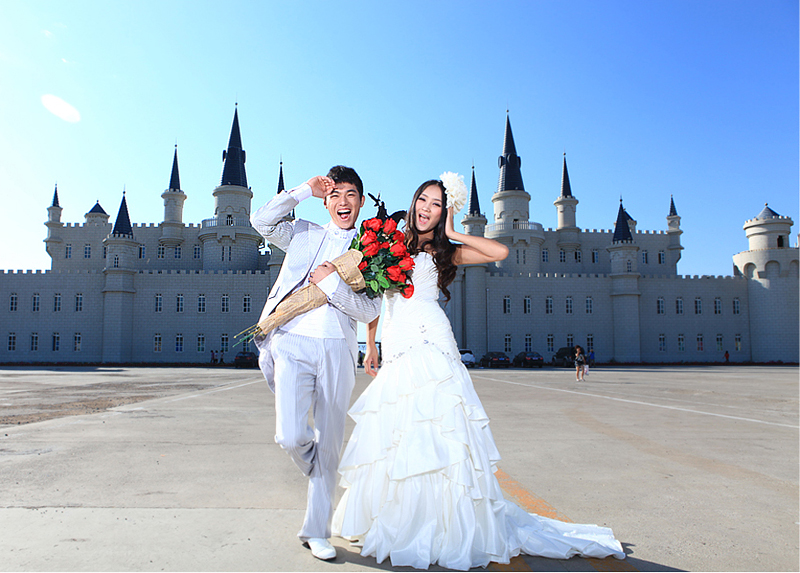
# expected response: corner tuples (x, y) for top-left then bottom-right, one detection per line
(377, 275), (390, 288)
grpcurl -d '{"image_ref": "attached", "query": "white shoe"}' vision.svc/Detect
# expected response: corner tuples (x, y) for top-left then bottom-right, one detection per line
(306, 538), (336, 561)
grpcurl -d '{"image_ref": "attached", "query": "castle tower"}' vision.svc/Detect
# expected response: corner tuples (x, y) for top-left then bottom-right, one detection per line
(159, 145), (187, 247)
(554, 153), (580, 256)
(491, 114), (530, 227)
(461, 165), (487, 237)
(44, 183), (64, 260)
(732, 204), (799, 362)
(666, 196), (683, 268)
(198, 106), (261, 271)
(102, 192), (138, 362)
(85, 201), (110, 226)
(267, 161), (289, 284)
(607, 201), (641, 362)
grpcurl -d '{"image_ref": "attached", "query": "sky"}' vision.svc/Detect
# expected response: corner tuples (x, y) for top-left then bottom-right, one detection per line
(0, 0), (797, 279)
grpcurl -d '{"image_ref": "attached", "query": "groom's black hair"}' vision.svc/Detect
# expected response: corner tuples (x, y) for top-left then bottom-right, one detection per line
(327, 165), (364, 199)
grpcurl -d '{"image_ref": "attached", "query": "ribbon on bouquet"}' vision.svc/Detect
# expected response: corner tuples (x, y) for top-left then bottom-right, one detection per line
(234, 249), (366, 345)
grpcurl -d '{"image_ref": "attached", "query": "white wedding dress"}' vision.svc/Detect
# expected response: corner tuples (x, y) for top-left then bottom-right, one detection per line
(332, 252), (624, 570)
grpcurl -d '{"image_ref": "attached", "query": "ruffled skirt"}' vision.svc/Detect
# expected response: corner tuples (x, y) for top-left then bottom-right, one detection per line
(331, 345), (624, 570)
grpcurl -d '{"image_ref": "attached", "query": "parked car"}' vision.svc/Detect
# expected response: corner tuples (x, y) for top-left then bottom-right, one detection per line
(513, 351), (544, 368)
(459, 349), (476, 368)
(479, 351), (511, 368)
(551, 346), (575, 367)
(233, 351), (258, 368)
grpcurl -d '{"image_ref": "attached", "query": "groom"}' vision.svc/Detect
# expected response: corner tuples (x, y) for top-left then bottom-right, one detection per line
(250, 165), (381, 561)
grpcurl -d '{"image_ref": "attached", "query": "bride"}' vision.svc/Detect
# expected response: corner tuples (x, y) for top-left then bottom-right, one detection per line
(332, 176), (625, 570)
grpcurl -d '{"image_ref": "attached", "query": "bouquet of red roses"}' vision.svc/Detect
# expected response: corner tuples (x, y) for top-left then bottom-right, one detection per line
(351, 216), (415, 299)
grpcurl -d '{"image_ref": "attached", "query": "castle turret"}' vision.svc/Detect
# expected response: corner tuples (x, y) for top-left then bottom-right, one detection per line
(267, 161), (289, 284)
(554, 153), (580, 256)
(160, 145), (187, 248)
(666, 195), (683, 268)
(461, 166), (487, 237)
(85, 201), (110, 226)
(607, 201), (641, 362)
(44, 184), (64, 259)
(491, 114), (530, 226)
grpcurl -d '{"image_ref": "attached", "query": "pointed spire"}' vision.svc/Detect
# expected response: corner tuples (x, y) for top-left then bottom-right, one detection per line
(51, 183), (60, 207)
(497, 114), (524, 194)
(560, 153), (573, 197)
(756, 203), (780, 220)
(220, 105), (248, 188)
(112, 192), (133, 236)
(277, 160), (285, 194)
(669, 195), (678, 217)
(169, 144), (182, 191)
(613, 200), (633, 243)
(88, 201), (107, 215)
(467, 165), (482, 216)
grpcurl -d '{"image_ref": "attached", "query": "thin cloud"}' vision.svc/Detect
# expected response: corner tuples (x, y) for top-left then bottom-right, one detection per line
(41, 94), (81, 123)
(42, 30), (54, 38)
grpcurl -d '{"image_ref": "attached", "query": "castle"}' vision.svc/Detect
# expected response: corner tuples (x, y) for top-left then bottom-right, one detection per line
(1, 108), (797, 364)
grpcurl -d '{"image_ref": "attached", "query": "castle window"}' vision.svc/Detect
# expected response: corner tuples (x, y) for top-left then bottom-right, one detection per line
(516, 250), (520, 265)
(53, 294), (62, 312)
(222, 294), (230, 313)
(84, 244), (92, 259)
(697, 334), (704, 351)
(658, 251), (665, 264)
(157, 245), (165, 259)
(103, 246), (107, 259)
(592, 249), (599, 263)
(504, 334), (512, 354)
(226, 214), (234, 226)
(7, 333), (16, 352)
(523, 296), (531, 314)
(174, 246), (182, 259)
(566, 334), (574, 347)
(523, 249), (526, 265)
(676, 297), (684, 315)
(243, 295), (252, 313)
(52, 332), (60, 352)
(194, 245), (201, 259)
(525, 334), (532, 352)
(733, 298), (740, 315)
(658, 334), (666, 352)
(65, 244), (72, 259)
(74, 294), (83, 312)
(657, 297), (665, 315)
(198, 295), (206, 313)
(714, 297), (722, 315)
(113, 255), (120, 268)
(175, 334), (184, 353)
(586, 334), (594, 352)
(153, 334), (162, 352)
(30, 333), (38, 352)
(694, 298), (702, 315)
(221, 334), (229, 353)
(542, 249), (549, 263)
(574, 250), (582, 263)
(586, 297), (593, 314)
(677, 334), (685, 352)
(547, 334), (554, 353)
(73, 333), (82, 352)
(503, 296), (511, 314)
(139, 246), (145, 259)
(197, 334), (205, 353)
(9, 293), (18, 312)
(32, 293), (40, 312)
(735, 334), (742, 352)
(642, 250), (648, 264)
(626, 260), (632, 272)
(545, 296), (553, 315)
(565, 296), (573, 314)
(154, 294), (163, 313)
(176, 294), (184, 313)
(777, 236), (785, 247)
(716, 334), (724, 352)
(559, 250), (566, 263)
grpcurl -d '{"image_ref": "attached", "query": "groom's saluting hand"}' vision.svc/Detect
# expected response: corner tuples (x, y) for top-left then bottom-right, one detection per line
(308, 175), (335, 199)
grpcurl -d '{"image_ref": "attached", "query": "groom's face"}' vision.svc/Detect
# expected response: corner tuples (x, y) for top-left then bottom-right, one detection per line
(325, 183), (365, 230)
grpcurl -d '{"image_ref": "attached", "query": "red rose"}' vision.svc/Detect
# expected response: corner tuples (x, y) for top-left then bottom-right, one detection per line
(364, 218), (382, 232)
(358, 260), (367, 271)
(389, 242), (408, 257)
(361, 230), (377, 246)
(382, 218), (397, 234)
(386, 265), (404, 282)
(380, 242), (390, 250)
(401, 284), (414, 299)
(363, 242), (380, 257)
(392, 230), (405, 243)
(398, 256), (414, 271)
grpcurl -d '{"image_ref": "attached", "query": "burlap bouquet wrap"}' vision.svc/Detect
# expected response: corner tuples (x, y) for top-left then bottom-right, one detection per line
(254, 249), (365, 335)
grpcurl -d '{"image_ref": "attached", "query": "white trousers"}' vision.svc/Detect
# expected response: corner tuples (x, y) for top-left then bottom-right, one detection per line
(270, 331), (355, 540)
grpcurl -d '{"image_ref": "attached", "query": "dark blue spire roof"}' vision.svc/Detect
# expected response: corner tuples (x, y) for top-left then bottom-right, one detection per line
(112, 193), (133, 236)
(277, 161), (285, 194)
(669, 195), (678, 217)
(560, 153), (573, 197)
(467, 165), (481, 216)
(613, 201), (633, 242)
(220, 106), (248, 188)
(497, 114), (524, 194)
(756, 203), (780, 219)
(52, 184), (60, 207)
(169, 145), (181, 191)
(88, 201), (107, 215)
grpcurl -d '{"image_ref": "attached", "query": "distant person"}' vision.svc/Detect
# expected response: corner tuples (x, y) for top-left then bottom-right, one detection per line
(575, 345), (586, 381)
(588, 349), (595, 367)
(210, 350), (216, 364)
(724, 350), (729, 363)
(219, 352), (224, 364)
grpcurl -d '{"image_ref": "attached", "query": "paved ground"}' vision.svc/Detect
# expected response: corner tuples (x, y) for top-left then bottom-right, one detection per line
(0, 364), (797, 572)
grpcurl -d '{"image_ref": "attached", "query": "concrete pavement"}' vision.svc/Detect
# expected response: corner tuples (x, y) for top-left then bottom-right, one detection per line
(0, 365), (797, 572)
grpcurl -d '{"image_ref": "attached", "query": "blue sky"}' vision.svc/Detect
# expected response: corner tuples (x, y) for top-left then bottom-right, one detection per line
(0, 0), (797, 278)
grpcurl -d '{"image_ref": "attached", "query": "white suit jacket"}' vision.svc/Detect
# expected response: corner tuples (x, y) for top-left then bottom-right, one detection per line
(250, 189), (381, 391)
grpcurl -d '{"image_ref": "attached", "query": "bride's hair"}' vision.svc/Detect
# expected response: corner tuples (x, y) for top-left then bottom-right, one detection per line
(404, 180), (458, 301)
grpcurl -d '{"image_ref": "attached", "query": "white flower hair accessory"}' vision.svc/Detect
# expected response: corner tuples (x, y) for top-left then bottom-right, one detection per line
(439, 171), (468, 213)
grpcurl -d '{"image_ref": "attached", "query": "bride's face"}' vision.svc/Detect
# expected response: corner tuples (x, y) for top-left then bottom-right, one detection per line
(415, 184), (443, 234)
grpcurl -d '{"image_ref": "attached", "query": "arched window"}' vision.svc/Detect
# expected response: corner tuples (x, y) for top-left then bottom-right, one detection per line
(113, 255), (120, 268)
(226, 214), (234, 226)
